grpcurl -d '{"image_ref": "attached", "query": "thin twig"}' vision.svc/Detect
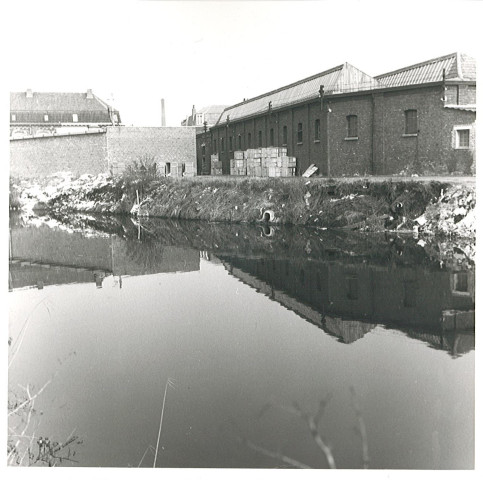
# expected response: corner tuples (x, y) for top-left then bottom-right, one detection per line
(8, 378), (54, 417)
(9, 296), (51, 369)
(240, 437), (312, 469)
(153, 377), (175, 468)
(137, 445), (154, 468)
(350, 386), (369, 469)
(292, 402), (337, 469)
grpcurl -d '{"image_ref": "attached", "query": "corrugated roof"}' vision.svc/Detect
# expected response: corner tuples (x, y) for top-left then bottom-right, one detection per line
(375, 52), (476, 88)
(197, 105), (229, 114)
(217, 63), (380, 124)
(10, 91), (118, 112)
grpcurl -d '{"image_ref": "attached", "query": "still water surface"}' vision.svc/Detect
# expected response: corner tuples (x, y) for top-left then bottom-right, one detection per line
(8, 215), (475, 468)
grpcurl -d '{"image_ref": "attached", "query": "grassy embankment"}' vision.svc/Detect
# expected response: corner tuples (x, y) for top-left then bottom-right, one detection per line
(11, 161), (475, 237)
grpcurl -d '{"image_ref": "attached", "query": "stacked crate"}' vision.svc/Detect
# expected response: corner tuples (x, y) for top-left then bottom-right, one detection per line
(210, 153), (223, 176)
(230, 150), (247, 176)
(247, 147), (296, 177)
(218, 148), (297, 177)
(246, 149), (262, 177)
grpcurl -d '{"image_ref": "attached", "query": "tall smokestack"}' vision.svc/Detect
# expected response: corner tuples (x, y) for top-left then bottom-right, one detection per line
(161, 98), (166, 127)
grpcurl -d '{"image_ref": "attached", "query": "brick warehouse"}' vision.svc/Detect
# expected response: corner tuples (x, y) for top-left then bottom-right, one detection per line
(196, 52), (476, 176)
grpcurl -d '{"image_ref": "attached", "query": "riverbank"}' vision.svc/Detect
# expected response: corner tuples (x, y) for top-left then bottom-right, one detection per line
(10, 172), (476, 238)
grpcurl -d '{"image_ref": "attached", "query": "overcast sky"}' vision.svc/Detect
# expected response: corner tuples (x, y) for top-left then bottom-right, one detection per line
(5, 0), (482, 127)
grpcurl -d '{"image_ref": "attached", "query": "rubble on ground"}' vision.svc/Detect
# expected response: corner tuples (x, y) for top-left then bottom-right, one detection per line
(413, 185), (476, 238)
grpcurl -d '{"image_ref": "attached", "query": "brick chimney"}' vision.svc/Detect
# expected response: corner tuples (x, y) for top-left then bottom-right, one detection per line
(87, 89), (93, 99)
(26, 89), (33, 98)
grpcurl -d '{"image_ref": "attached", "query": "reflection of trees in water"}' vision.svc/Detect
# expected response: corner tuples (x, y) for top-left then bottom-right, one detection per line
(239, 387), (368, 469)
(16, 211), (474, 271)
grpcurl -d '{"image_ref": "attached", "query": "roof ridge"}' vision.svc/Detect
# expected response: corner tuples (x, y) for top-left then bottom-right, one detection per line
(224, 63), (345, 111)
(375, 52), (458, 79)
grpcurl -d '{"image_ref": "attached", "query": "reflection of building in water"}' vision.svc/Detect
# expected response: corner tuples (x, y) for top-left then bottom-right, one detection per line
(219, 255), (474, 355)
(9, 225), (200, 290)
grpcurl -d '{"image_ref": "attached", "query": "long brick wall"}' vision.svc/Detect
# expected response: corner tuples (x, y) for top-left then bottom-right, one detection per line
(9, 126), (197, 179)
(10, 132), (108, 178)
(106, 126), (196, 175)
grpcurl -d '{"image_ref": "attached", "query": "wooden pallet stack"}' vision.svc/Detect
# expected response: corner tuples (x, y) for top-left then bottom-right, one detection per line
(211, 153), (223, 176)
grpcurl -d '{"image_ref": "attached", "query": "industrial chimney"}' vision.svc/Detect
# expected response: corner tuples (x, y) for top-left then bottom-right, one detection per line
(87, 89), (94, 99)
(161, 98), (166, 127)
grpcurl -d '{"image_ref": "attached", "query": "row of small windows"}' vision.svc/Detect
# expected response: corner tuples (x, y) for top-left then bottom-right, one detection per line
(213, 120), (322, 152)
(11, 113), (80, 122)
(212, 110), (423, 152)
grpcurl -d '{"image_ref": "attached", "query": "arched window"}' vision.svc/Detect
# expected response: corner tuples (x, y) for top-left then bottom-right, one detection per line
(297, 123), (303, 143)
(282, 126), (288, 145)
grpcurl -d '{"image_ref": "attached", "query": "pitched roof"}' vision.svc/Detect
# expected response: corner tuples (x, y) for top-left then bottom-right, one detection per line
(217, 63), (380, 124)
(10, 91), (119, 112)
(197, 105), (229, 114)
(375, 52), (476, 88)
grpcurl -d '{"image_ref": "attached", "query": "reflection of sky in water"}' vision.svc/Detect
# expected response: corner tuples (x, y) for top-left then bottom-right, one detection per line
(9, 258), (474, 469)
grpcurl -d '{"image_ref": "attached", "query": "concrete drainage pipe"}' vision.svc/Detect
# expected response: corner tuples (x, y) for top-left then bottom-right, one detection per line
(261, 209), (275, 223)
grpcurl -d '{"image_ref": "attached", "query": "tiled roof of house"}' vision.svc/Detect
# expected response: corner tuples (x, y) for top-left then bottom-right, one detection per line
(10, 91), (119, 113)
(375, 52), (476, 88)
(217, 63), (381, 124)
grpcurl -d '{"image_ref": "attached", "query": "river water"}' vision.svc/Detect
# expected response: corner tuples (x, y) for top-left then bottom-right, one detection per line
(8, 214), (475, 469)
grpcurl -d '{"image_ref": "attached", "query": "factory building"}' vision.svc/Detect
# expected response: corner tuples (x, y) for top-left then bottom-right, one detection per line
(196, 52), (476, 176)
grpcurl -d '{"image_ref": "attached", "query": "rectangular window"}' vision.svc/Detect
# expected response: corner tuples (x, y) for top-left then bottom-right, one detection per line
(11, 114), (16, 122)
(213, 139), (217, 153)
(457, 129), (470, 148)
(297, 123), (303, 143)
(269, 128), (274, 146)
(405, 110), (418, 134)
(282, 126), (288, 145)
(44, 114), (49, 122)
(221, 137), (225, 152)
(347, 115), (358, 138)
(229, 136), (233, 151)
(202, 145), (206, 156)
(258, 130), (262, 147)
(238, 135), (242, 150)
(247, 133), (252, 148)
(72, 113), (78, 122)
(314, 119), (321, 141)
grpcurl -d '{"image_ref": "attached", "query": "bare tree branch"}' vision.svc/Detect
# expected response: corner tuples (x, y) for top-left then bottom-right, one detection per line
(292, 402), (337, 469)
(350, 386), (369, 469)
(240, 437), (312, 469)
